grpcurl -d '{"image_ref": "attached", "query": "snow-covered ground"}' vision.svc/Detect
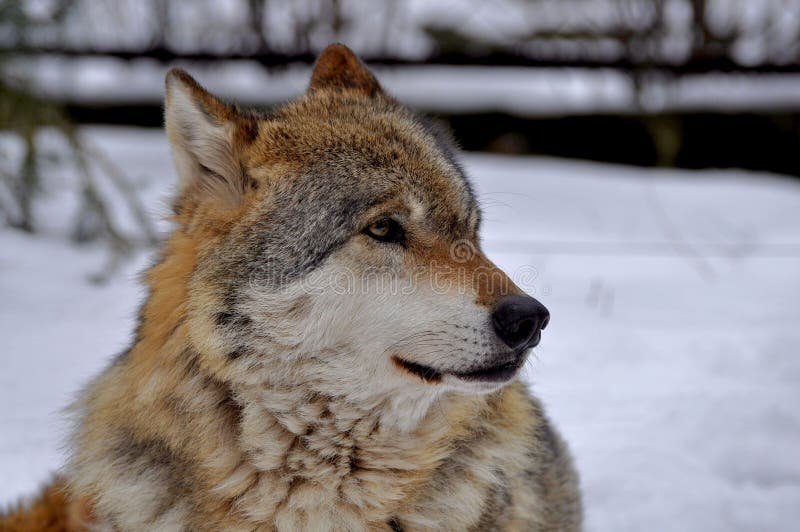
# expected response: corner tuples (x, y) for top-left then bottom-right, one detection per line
(2, 127), (800, 530)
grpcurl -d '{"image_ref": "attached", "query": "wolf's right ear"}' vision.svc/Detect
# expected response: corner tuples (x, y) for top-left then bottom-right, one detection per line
(164, 69), (254, 213)
(308, 43), (382, 97)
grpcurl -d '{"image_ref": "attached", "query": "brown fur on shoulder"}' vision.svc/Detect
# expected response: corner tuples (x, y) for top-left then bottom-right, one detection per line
(0, 478), (92, 531)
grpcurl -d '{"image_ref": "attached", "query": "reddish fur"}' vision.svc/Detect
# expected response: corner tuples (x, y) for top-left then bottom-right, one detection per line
(0, 479), (93, 532)
(308, 43), (382, 96)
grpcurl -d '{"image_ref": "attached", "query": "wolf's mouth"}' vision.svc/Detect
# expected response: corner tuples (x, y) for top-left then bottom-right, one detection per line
(392, 356), (524, 384)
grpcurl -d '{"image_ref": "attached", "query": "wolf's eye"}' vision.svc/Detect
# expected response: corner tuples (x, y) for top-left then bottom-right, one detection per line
(364, 218), (405, 245)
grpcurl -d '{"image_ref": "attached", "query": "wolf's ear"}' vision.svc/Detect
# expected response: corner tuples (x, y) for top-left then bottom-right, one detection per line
(308, 43), (382, 97)
(165, 69), (252, 212)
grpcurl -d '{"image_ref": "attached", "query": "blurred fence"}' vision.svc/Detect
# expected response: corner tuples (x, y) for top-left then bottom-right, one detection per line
(2, 0), (800, 175)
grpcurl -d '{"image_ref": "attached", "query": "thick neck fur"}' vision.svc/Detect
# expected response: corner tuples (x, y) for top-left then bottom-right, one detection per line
(232, 382), (487, 529)
(70, 230), (509, 530)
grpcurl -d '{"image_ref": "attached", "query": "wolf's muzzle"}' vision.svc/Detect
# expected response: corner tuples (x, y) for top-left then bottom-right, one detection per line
(492, 295), (550, 352)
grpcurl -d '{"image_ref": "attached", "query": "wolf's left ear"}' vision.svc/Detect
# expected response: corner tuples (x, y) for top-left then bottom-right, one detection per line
(308, 43), (382, 97)
(165, 69), (254, 212)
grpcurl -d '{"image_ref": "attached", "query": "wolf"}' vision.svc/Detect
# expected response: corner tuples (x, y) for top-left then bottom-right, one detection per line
(1, 44), (581, 531)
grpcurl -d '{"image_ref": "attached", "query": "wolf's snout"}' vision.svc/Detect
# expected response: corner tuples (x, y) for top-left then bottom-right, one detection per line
(492, 295), (550, 351)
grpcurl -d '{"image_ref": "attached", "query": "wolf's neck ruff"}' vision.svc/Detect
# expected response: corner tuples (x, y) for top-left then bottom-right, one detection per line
(232, 382), (486, 527)
(73, 332), (500, 528)
(71, 227), (491, 528)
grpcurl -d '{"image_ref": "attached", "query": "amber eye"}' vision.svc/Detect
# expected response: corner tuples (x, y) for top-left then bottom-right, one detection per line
(363, 218), (405, 245)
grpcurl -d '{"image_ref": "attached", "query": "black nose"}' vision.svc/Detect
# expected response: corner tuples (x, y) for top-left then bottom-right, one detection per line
(492, 295), (550, 351)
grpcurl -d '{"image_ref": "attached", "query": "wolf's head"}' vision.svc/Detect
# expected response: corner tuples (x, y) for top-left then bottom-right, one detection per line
(162, 44), (548, 424)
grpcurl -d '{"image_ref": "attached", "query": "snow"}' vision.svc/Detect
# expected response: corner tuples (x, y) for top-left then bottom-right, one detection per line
(13, 56), (800, 115)
(2, 127), (800, 530)
(15, 0), (797, 66)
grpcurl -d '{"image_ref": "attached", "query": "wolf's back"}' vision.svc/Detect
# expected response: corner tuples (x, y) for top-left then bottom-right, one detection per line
(0, 478), (91, 532)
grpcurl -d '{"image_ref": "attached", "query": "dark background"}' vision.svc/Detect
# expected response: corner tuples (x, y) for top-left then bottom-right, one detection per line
(3, 0), (800, 176)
